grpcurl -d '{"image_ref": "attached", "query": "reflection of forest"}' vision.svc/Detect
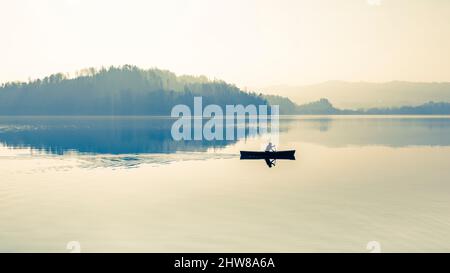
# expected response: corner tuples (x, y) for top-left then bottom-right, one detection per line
(1, 117), (450, 155)
(0, 117), (270, 155)
(282, 117), (450, 147)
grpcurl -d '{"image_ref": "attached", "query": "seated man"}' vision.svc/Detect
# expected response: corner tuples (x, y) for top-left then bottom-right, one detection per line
(265, 142), (276, 152)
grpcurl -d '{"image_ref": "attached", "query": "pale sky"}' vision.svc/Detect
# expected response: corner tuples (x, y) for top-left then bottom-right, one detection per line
(1, 0), (449, 88)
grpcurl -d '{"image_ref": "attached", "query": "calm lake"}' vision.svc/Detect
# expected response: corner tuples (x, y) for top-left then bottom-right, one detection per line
(1, 116), (450, 252)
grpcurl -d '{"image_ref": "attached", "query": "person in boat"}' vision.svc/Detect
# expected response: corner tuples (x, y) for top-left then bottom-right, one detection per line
(265, 142), (276, 152)
(264, 142), (276, 167)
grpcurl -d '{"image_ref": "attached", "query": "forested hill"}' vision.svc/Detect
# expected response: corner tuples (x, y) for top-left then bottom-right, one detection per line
(264, 95), (450, 115)
(0, 65), (267, 115)
(2, 66), (450, 115)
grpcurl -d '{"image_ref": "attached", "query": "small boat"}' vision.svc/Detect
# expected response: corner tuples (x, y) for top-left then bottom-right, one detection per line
(240, 150), (296, 160)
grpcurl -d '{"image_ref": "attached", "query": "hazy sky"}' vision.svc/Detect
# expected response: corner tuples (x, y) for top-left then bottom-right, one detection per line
(1, 0), (449, 87)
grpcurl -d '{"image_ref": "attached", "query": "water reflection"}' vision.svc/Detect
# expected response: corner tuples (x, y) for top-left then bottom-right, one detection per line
(0, 116), (450, 157)
(0, 117), (246, 155)
(2, 116), (450, 252)
(282, 116), (450, 147)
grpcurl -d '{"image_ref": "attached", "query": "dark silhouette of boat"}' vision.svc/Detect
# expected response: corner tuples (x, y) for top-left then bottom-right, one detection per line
(240, 150), (295, 160)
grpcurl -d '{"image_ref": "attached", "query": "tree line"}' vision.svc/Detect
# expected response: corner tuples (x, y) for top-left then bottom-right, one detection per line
(0, 65), (267, 115)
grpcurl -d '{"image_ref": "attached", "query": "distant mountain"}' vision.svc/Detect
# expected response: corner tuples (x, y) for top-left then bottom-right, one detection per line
(263, 95), (299, 114)
(264, 95), (450, 115)
(262, 81), (450, 109)
(264, 95), (352, 115)
(0, 65), (267, 115)
(2, 66), (450, 116)
(362, 101), (450, 115)
(295, 98), (343, 115)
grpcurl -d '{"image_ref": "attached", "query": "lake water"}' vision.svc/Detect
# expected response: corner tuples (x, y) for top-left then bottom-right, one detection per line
(1, 116), (450, 252)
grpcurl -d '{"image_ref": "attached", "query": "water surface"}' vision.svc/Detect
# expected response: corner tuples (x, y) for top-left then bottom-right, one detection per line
(1, 116), (450, 252)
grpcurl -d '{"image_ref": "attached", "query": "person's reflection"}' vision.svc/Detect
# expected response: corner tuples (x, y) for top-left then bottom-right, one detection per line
(264, 158), (276, 168)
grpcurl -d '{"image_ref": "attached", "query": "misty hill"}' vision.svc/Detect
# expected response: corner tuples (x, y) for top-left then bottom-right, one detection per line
(264, 95), (352, 115)
(2, 66), (450, 116)
(263, 81), (450, 109)
(362, 101), (450, 115)
(264, 95), (450, 115)
(0, 65), (266, 115)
